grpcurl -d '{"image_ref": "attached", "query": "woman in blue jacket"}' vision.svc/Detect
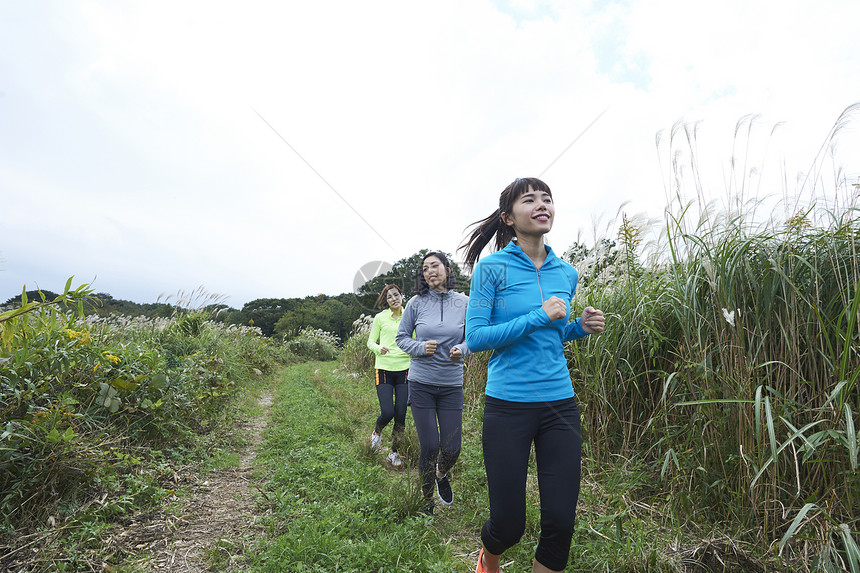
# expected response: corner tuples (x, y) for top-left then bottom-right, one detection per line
(461, 178), (605, 573)
(395, 251), (469, 515)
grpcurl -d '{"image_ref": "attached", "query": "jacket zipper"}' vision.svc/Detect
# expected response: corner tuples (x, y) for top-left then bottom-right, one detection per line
(536, 268), (545, 304)
(515, 243), (548, 308)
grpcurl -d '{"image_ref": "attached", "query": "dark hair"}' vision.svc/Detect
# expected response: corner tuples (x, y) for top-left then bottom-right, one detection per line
(459, 177), (552, 270)
(414, 251), (456, 296)
(376, 284), (403, 310)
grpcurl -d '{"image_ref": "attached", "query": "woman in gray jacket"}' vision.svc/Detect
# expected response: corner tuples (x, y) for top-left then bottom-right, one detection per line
(396, 251), (469, 515)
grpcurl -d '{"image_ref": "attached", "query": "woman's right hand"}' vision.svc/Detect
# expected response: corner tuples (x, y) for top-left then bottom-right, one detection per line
(424, 340), (438, 355)
(380, 346), (389, 355)
(542, 296), (567, 321)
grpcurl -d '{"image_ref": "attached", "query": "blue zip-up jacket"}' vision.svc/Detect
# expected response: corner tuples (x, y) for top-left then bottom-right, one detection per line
(396, 290), (470, 387)
(465, 239), (589, 402)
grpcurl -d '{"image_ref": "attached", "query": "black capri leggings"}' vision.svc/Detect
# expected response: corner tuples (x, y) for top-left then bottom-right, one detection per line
(409, 381), (463, 499)
(480, 396), (582, 571)
(374, 369), (408, 452)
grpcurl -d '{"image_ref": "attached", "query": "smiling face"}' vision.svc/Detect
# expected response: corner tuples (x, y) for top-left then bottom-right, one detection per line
(385, 287), (403, 309)
(422, 255), (449, 293)
(501, 185), (554, 238)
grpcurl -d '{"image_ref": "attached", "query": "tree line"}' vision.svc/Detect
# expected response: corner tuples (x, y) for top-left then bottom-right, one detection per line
(2, 249), (472, 343)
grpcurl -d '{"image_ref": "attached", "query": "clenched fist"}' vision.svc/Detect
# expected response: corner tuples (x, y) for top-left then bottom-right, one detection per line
(581, 306), (605, 334)
(542, 296), (567, 321)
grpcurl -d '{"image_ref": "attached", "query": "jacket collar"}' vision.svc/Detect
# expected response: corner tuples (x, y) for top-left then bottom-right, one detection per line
(426, 288), (449, 299)
(503, 238), (557, 266)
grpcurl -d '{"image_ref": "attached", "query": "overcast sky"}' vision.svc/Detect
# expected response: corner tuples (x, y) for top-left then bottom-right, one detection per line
(2, 1), (858, 308)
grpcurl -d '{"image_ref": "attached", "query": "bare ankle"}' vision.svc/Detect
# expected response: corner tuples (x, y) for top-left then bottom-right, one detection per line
(482, 550), (501, 573)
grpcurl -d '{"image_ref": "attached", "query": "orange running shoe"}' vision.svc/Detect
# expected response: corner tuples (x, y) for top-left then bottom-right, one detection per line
(475, 547), (503, 573)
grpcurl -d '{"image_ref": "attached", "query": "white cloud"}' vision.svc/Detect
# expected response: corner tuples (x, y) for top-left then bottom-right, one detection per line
(1, 0), (858, 307)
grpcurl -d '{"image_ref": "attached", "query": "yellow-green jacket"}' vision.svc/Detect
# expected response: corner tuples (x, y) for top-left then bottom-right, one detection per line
(367, 308), (411, 371)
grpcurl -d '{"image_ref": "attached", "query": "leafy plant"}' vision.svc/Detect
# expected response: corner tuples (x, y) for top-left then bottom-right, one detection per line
(283, 327), (340, 361)
(0, 281), (294, 541)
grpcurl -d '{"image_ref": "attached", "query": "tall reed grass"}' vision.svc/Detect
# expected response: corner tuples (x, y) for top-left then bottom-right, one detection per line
(334, 105), (860, 569)
(568, 103), (860, 567)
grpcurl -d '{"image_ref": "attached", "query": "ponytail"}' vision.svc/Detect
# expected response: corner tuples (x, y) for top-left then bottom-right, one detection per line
(459, 177), (552, 270)
(459, 209), (514, 271)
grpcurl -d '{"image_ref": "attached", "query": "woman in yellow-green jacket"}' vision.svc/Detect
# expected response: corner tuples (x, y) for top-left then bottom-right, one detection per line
(366, 284), (411, 467)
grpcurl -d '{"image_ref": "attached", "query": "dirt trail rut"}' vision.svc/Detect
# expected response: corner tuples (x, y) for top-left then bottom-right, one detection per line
(123, 392), (273, 572)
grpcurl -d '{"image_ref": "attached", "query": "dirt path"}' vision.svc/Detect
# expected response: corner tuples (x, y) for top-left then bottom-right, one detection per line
(121, 391), (274, 572)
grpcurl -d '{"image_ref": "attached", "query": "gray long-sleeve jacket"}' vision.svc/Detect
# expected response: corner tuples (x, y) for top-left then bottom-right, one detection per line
(395, 289), (471, 387)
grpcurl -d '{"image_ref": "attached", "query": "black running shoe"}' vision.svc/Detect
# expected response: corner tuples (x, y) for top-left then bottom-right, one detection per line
(436, 474), (453, 505)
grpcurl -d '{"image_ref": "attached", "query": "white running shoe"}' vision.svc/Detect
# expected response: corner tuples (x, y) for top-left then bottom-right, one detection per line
(371, 431), (382, 450)
(388, 452), (402, 467)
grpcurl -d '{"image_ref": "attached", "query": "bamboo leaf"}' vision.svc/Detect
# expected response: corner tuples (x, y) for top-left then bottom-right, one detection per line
(0, 301), (39, 324)
(661, 372), (677, 404)
(661, 448), (678, 480)
(825, 380), (849, 409)
(750, 419), (826, 488)
(782, 418), (818, 451)
(839, 523), (860, 573)
(754, 384), (763, 449)
(778, 502), (817, 555)
(765, 396), (777, 463)
(845, 403), (858, 472)
(839, 279), (860, 382)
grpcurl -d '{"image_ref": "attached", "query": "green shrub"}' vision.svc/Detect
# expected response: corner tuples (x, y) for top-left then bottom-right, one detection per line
(0, 284), (295, 535)
(339, 314), (374, 375)
(283, 327), (340, 361)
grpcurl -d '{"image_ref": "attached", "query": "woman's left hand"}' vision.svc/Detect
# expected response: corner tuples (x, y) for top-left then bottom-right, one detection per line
(449, 346), (462, 361)
(581, 306), (606, 334)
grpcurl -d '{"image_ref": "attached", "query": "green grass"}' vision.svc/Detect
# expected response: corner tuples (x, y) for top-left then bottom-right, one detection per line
(246, 361), (726, 572)
(204, 450), (241, 471)
(250, 362), (467, 571)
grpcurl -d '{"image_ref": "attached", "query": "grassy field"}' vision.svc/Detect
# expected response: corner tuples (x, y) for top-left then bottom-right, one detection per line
(2, 107), (857, 571)
(249, 361), (749, 573)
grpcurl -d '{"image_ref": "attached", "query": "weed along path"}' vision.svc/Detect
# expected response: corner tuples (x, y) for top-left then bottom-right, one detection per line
(106, 360), (759, 572)
(4, 358), (769, 571)
(118, 360), (474, 572)
(125, 390), (274, 572)
(231, 361), (475, 572)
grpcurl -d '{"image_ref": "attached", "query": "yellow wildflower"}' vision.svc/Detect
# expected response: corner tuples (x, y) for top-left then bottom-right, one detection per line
(63, 328), (91, 346)
(103, 352), (121, 364)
